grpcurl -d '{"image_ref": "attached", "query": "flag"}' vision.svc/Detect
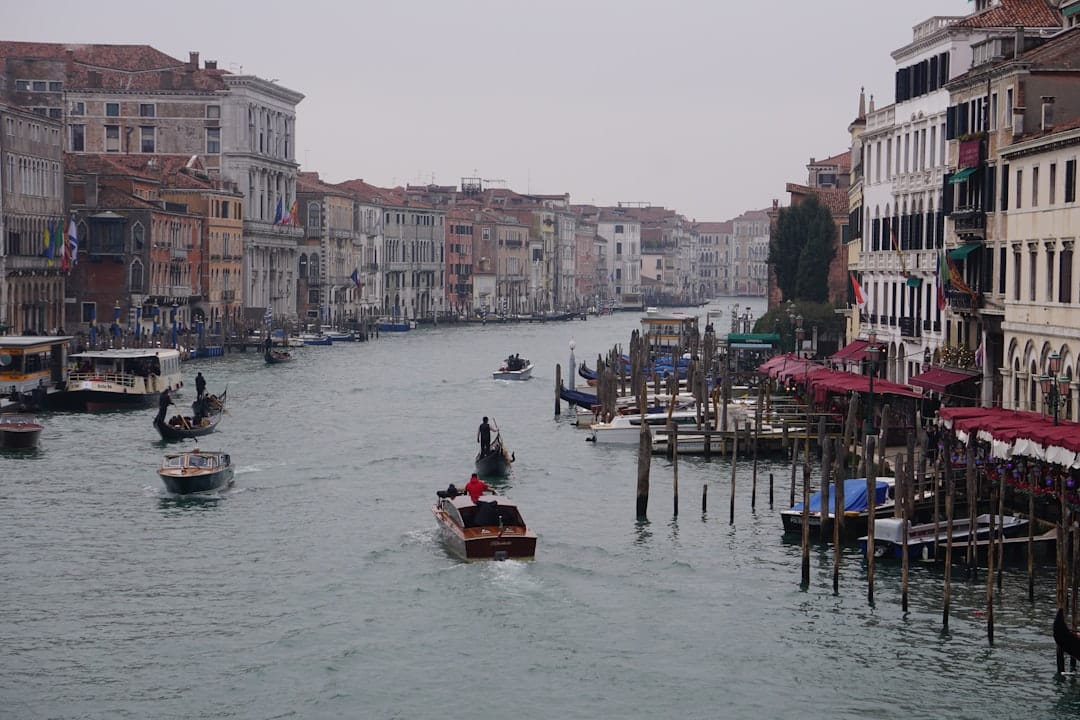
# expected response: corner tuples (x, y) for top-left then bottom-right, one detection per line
(289, 199), (299, 226)
(68, 216), (79, 266)
(281, 199), (292, 225)
(890, 221), (908, 273)
(273, 197), (283, 225)
(935, 250), (948, 310)
(946, 255), (976, 297)
(849, 272), (866, 309)
(264, 306), (273, 325)
(350, 268), (361, 289)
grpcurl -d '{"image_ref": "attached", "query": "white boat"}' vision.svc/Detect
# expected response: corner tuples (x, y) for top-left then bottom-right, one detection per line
(322, 330), (357, 342)
(493, 356), (533, 381)
(859, 513), (1030, 560)
(588, 409), (712, 444)
(51, 348), (182, 412)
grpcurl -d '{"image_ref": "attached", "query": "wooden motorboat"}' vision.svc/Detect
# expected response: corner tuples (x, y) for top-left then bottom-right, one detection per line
(781, 477), (907, 540)
(432, 488), (536, 561)
(264, 349), (293, 364)
(493, 355), (533, 381)
(0, 413), (43, 449)
(1054, 609), (1080, 665)
(158, 449), (234, 495)
(154, 390), (227, 441)
(475, 430), (514, 477)
(859, 513), (1029, 561)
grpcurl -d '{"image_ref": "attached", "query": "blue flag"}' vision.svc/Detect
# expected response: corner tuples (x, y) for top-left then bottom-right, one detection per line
(273, 197), (283, 224)
(350, 268), (361, 288)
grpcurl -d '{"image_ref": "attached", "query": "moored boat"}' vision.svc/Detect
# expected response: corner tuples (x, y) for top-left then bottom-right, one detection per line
(49, 348), (182, 412)
(322, 329), (357, 342)
(859, 513), (1029, 561)
(1054, 609), (1080, 665)
(157, 449), (235, 495)
(0, 335), (73, 411)
(781, 477), (909, 540)
(0, 413), (43, 449)
(432, 487), (536, 561)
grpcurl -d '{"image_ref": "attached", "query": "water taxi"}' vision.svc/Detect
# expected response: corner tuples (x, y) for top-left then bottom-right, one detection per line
(51, 348), (182, 411)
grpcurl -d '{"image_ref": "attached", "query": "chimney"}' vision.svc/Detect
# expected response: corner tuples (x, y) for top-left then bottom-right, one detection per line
(1041, 96), (1055, 131)
(869, 94), (875, 113)
(1014, 26), (1024, 59)
(1013, 106), (1026, 137)
(204, 59), (217, 70)
(160, 70), (173, 89)
(65, 49), (74, 75)
(188, 51), (199, 70)
(857, 86), (866, 119)
(87, 70), (101, 88)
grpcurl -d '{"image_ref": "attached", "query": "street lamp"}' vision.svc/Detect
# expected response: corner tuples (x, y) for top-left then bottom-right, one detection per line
(864, 331), (881, 437)
(1039, 351), (1070, 426)
(795, 314), (804, 359)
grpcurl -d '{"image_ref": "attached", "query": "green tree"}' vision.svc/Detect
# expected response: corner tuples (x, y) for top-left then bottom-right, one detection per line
(768, 195), (836, 302)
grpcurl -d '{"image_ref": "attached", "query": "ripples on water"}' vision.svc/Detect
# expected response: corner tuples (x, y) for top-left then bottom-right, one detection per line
(3, 302), (1080, 719)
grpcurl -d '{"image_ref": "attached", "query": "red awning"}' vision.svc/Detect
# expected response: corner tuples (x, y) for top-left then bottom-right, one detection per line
(908, 367), (979, 394)
(830, 339), (869, 363)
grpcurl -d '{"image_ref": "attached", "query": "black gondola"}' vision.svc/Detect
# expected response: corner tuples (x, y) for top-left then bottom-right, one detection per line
(1054, 609), (1080, 665)
(264, 349), (293, 364)
(475, 429), (514, 477)
(153, 389), (227, 441)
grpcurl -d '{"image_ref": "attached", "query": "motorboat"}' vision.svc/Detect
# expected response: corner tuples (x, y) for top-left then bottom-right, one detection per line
(322, 330), (357, 342)
(781, 477), (908, 540)
(587, 407), (723, 445)
(158, 449), (235, 495)
(0, 413), (43, 449)
(475, 429), (514, 477)
(49, 348), (182, 412)
(493, 355), (533, 381)
(859, 513), (1029, 560)
(300, 333), (333, 346)
(432, 488), (536, 561)
(154, 390), (227, 441)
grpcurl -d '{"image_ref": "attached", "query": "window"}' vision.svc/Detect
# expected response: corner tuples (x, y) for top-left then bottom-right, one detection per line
(81, 302), (96, 323)
(132, 223), (144, 251)
(71, 124), (85, 152)
(616, 242), (623, 256)
(1032, 166), (1039, 207)
(206, 127), (220, 154)
(48, 81), (62, 92)
(1016, 169), (1023, 209)
(48, 108), (61, 120)
(1030, 248), (1038, 301)
(139, 104), (155, 118)
(140, 126), (155, 153)
(70, 101), (85, 116)
(105, 102), (120, 117)
(1050, 163), (1057, 205)
(129, 259), (144, 292)
(15, 80), (29, 91)
(1006, 88), (1014, 127)
(1067, 160), (1077, 204)
(614, 224), (624, 234)
(1047, 246), (1055, 301)
(999, 246), (1007, 295)
(32, 80), (46, 92)
(1061, 246), (1073, 304)
(1001, 163), (1010, 211)
(307, 202), (321, 229)
(207, 105), (220, 119)
(1013, 249), (1022, 300)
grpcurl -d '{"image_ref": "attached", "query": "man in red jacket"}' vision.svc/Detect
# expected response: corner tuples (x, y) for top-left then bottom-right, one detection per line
(465, 473), (488, 503)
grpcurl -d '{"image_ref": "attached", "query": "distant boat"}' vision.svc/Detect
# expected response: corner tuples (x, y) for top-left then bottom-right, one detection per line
(432, 488), (536, 561)
(322, 330), (358, 342)
(158, 449), (234, 495)
(0, 413), (43, 449)
(378, 318), (414, 332)
(300, 333), (333, 346)
(50, 348), (182, 412)
(264, 349), (293, 364)
(493, 355), (533, 381)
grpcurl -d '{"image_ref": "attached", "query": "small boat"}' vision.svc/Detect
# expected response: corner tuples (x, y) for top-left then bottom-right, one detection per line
(475, 428), (514, 477)
(1054, 609), (1080, 665)
(300, 333), (333, 346)
(264, 349), (293, 364)
(493, 355), (533, 381)
(158, 448), (235, 495)
(432, 487), (536, 561)
(859, 513), (1029, 561)
(323, 330), (357, 342)
(0, 413), (43, 449)
(378, 318), (414, 332)
(559, 383), (598, 409)
(154, 390), (227, 441)
(781, 477), (899, 540)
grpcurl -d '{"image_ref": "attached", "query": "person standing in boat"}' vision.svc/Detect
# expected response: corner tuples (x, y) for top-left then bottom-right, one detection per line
(195, 371), (206, 399)
(155, 388), (173, 426)
(465, 473), (489, 503)
(477, 416), (492, 456)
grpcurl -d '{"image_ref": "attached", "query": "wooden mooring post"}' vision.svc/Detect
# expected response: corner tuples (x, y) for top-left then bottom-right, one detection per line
(671, 423), (679, 517)
(635, 381), (650, 519)
(800, 451), (811, 588)
(831, 439), (841, 594)
(865, 435), (876, 606)
(554, 363), (562, 416)
(729, 420), (738, 525)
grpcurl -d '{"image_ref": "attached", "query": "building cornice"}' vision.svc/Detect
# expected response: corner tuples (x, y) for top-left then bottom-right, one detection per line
(1000, 127), (1080, 160)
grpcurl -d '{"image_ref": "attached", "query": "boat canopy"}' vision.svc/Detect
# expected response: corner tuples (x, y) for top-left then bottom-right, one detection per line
(793, 478), (890, 515)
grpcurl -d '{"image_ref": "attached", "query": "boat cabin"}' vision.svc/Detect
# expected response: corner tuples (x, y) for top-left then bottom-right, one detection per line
(68, 348), (182, 392)
(161, 451), (231, 471)
(640, 313), (699, 359)
(441, 495), (525, 529)
(0, 335), (73, 403)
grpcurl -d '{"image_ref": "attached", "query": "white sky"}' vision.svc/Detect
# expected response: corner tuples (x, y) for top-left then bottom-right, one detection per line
(9, 0), (973, 221)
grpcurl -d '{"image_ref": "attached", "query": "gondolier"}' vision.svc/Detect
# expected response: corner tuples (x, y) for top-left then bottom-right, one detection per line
(195, 372), (206, 399)
(477, 416), (491, 456)
(155, 388), (173, 426)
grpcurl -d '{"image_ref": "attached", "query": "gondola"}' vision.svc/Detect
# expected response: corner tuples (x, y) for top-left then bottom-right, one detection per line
(264, 348), (293, 364)
(1054, 609), (1080, 665)
(153, 390), (227, 441)
(475, 429), (514, 477)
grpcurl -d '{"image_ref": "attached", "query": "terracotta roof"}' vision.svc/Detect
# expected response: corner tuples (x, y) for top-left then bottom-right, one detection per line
(786, 183), (850, 216)
(957, 0), (1059, 28)
(297, 171), (350, 197)
(335, 179), (434, 210)
(809, 151), (851, 172)
(95, 184), (163, 210)
(693, 221), (732, 233)
(0, 41), (227, 92)
(1016, 24), (1080, 69)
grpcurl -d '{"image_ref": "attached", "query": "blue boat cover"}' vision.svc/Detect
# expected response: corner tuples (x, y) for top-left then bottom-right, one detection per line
(792, 478), (889, 515)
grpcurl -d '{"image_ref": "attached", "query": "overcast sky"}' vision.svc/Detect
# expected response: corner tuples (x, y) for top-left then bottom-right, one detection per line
(10, 0), (973, 221)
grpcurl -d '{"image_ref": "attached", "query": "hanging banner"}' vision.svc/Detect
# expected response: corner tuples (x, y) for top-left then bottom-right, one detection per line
(958, 139), (981, 169)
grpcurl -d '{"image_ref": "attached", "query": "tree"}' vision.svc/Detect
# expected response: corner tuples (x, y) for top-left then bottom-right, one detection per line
(768, 195), (836, 303)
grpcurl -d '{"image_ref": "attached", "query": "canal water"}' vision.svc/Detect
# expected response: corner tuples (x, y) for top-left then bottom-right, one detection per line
(2, 299), (1079, 720)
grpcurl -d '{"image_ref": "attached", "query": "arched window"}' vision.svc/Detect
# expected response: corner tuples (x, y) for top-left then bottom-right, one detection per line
(307, 202), (321, 230)
(309, 253), (320, 281)
(129, 258), (144, 292)
(298, 253), (308, 279)
(132, 222), (145, 252)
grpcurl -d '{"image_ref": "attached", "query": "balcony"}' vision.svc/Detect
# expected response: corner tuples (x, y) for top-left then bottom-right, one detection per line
(899, 316), (919, 338)
(951, 207), (986, 238)
(171, 247), (188, 261)
(945, 288), (983, 311)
